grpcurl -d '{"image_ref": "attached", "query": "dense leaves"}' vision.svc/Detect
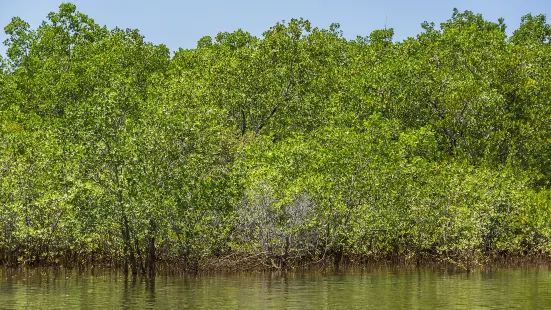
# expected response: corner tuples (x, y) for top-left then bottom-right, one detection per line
(1, 4), (551, 272)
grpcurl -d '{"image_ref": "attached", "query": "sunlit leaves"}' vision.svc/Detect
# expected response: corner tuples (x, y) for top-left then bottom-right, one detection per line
(1, 4), (551, 269)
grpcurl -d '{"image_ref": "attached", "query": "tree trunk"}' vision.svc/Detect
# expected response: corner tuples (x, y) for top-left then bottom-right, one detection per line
(334, 246), (343, 271)
(122, 211), (137, 276)
(147, 220), (157, 277)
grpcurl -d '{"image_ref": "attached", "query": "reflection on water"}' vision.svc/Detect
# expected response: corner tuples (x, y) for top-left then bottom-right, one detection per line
(1, 267), (551, 309)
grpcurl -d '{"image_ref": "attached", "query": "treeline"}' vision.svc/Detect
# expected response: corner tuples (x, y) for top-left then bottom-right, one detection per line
(1, 3), (551, 274)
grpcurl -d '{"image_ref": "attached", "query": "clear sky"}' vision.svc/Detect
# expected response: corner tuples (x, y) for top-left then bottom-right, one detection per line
(0, 0), (549, 56)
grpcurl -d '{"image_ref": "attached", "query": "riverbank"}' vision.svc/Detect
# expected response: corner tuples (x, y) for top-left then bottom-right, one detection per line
(4, 251), (551, 276)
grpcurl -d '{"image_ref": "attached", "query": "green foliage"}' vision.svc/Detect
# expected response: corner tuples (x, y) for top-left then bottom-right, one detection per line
(1, 4), (550, 271)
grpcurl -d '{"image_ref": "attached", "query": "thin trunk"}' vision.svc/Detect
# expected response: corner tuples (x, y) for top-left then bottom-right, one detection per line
(334, 246), (343, 271)
(147, 219), (157, 277)
(134, 235), (146, 275)
(114, 154), (137, 275)
(240, 109), (247, 136)
(122, 211), (137, 275)
(283, 236), (290, 271)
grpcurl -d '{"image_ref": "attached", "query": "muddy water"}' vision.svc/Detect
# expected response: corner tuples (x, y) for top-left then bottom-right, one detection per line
(1, 267), (551, 309)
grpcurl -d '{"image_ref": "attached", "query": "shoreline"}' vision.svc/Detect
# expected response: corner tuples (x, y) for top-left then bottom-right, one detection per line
(3, 252), (551, 276)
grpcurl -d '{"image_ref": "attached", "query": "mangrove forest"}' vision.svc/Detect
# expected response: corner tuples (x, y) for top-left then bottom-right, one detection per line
(1, 3), (551, 275)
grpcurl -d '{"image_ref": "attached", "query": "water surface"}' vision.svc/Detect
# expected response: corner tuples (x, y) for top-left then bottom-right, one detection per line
(1, 267), (551, 309)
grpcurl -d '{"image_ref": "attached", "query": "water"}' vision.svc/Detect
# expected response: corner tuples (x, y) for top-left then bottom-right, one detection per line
(1, 267), (551, 309)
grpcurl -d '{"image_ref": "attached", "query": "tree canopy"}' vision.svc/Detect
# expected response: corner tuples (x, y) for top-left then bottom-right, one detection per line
(1, 3), (550, 273)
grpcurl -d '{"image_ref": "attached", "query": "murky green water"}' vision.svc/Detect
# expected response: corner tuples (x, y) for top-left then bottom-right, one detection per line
(1, 267), (551, 309)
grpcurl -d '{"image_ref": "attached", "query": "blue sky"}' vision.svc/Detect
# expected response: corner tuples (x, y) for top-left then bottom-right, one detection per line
(1, 0), (549, 56)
